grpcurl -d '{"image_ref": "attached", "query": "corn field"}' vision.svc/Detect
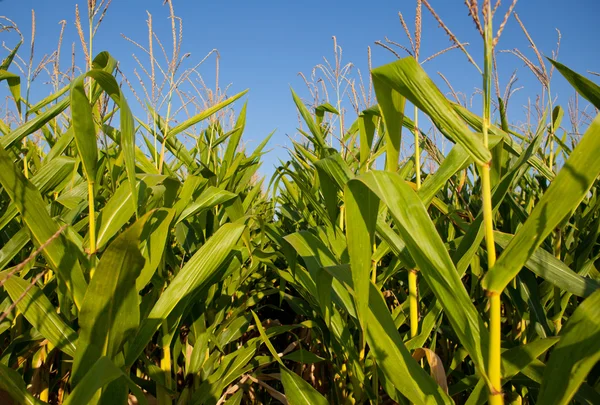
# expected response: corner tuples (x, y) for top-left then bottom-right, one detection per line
(1, 1), (599, 404)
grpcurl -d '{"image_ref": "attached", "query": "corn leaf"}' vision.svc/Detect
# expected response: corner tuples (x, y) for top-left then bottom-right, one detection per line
(371, 57), (491, 165)
(537, 289), (600, 404)
(483, 115), (600, 293)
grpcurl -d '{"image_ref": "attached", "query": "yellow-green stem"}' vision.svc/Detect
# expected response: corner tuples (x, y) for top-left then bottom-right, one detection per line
(158, 70), (176, 174)
(553, 230), (562, 333)
(482, 3), (502, 403)
(409, 269), (419, 338)
(414, 105), (421, 189)
(88, 181), (96, 254)
(489, 292), (502, 404)
(410, 104), (421, 339)
(158, 323), (172, 405)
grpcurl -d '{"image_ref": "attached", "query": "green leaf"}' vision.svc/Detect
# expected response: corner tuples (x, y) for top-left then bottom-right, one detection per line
(71, 213), (149, 387)
(64, 357), (147, 405)
(344, 178), (378, 332)
(537, 289), (600, 404)
(0, 70), (21, 114)
(0, 156), (78, 232)
(346, 171), (490, 383)
(372, 72), (406, 171)
(177, 186), (237, 224)
(323, 264), (453, 404)
(465, 337), (560, 405)
(371, 57), (491, 165)
(94, 175), (165, 250)
(283, 349), (326, 364)
(222, 102), (247, 166)
(169, 90), (248, 137)
(70, 73), (98, 181)
(0, 362), (43, 405)
(87, 67), (138, 215)
(125, 223), (245, 367)
(549, 58), (600, 109)
(494, 232), (600, 298)
(0, 97), (70, 149)
(136, 208), (176, 291)
(483, 115), (600, 294)
(3, 274), (77, 357)
(280, 366), (329, 405)
(0, 228), (29, 270)
(0, 145), (87, 308)
(291, 88), (326, 150)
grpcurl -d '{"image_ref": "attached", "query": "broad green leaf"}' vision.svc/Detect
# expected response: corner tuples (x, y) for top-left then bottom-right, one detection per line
(0, 228), (29, 270)
(346, 171), (490, 383)
(283, 349), (326, 364)
(0, 145), (87, 308)
(0, 156), (78, 232)
(358, 109), (378, 171)
(371, 57), (491, 165)
(538, 289), (600, 404)
(372, 72), (406, 171)
(324, 264), (452, 404)
(177, 186), (237, 224)
(494, 232), (600, 297)
(0, 70), (21, 114)
(451, 103), (554, 180)
(169, 89), (248, 137)
(549, 58), (600, 109)
(0, 97), (70, 149)
(125, 223), (245, 367)
(291, 88), (326, 150)
(0, 362), (43, 405)
(136, 208), (176, 291)
(64, 357), (147, 405)
(483, 115), (600, 294)
(87, 66), (138, 214)
(94, 175), (165, 250)
(344, 178), (378, 332)
(283, 231), (356, 319)
(222, 102), (247, 166)
(280, 366), (329, 405)
(71, 213), (149, 386)
(3, 275), (77, 357)
(70, 73), (98, 181)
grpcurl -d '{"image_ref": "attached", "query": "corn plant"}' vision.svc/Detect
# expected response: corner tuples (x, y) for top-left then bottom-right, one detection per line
(2, 0), (600, 404)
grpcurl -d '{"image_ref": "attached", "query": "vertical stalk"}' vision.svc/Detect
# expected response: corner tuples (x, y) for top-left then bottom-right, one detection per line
(409, 104), (421, 339)
(481, 3), (503, 404)
(408, 269), (419, 337)
(158, 323), (173, 405)
(88, 180), (96, 254)
(547, 83), (555, 169)
(158, 80), (175, 174)
(553, 229), (562, 333)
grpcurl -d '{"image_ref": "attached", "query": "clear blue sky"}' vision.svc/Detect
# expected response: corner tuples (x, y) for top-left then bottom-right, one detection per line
(2, 0), (599, 177)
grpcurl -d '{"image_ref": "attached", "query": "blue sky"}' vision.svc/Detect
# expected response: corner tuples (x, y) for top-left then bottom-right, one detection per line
(1, 0), (599, 177)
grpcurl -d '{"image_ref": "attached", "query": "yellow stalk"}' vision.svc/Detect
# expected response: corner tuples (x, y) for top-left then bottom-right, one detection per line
(409, 269), (419, 337)
(88, 180), (96, 255)
(481, 2), (503, 402)
(158, 323), (173, 405)
(553, 230), (562, 333)
(409, 104), (421, 339)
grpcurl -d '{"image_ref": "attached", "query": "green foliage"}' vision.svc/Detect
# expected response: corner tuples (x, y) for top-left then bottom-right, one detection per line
(1, 3), (600, 405)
